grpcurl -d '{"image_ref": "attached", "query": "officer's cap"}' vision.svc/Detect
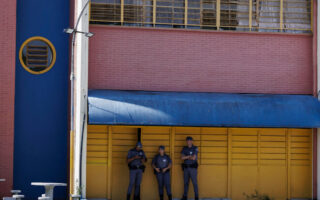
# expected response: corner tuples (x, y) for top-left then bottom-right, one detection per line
(186, 136), (193, 141)
(159, 145), (165, 150)
(136, 141), (142, 148)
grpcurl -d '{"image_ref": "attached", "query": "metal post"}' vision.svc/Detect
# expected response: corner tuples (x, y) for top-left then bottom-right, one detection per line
(107, 126), (113, 199)
(257, 130), (261, 191)
(184, 0), (188, 27)
(256, 0), (259, 25)
(280, 0), (283, 31)
(249, 0), (252, 31)
(153, 0), (156, 26)
(286, 129), (291, 199)
(227, 129), (232, 198)
(170, 127), (175, 195)
(311, 0), (313, 32)
(69, 0), (90, 198)
(121, 0), (124, 24)
(216, 0), (221, 30)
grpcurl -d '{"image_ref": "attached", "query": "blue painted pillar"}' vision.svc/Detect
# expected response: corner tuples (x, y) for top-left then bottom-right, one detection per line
(14, 0), (69, 199)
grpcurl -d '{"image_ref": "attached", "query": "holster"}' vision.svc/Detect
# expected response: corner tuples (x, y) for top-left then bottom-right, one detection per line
(128, 164), (146, 172)
(181, 162), (198, 170)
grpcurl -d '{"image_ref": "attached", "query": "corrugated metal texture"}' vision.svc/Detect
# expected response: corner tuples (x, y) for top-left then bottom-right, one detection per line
(86, 125), (312, 200)
(111, 127), (138, 199)
(88, 90), (320, 128)
(141, 127), (171, 199)
(87, 126), (109, 198)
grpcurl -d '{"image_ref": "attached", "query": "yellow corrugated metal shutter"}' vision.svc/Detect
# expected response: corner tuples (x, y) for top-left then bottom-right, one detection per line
(141, 127), (171, 200)
(86, 125), (109, 198)
(173, 127), (201, 198)
(111, 127), (139, 199)
(290, 129), (312, 199)
(86, 126), (312, 200)
(199, 128), (228, 198)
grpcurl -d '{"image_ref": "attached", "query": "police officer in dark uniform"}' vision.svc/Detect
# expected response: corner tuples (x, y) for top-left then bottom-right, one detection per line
(181, 136), (199, 200)
(152, 145), (173, 200)
(127, 141), (147, 200)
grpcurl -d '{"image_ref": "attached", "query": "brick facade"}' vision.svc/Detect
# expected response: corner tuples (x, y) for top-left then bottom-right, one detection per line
(89, 26), (313, 94)
(0, 0), (16, 197)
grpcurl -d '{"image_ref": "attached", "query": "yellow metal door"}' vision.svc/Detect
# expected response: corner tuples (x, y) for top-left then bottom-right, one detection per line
(289, 129), (312, 198)
(172, 127), (201, 198)
(140, 127), (171, 200)
(172, 127), (229, 199)
(228, 128), (312, 200)
(111, 127), (139, 199)
(199, 128), (228, 198)
(86, 125), (109, 198)
(86, 126), (312, 200)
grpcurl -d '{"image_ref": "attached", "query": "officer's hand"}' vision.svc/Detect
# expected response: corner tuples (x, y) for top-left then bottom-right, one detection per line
(191, 155), (196, 160)
(155, 168), (160, 173)
(134, 155), (141, 159)
(163, 168), (167, 173)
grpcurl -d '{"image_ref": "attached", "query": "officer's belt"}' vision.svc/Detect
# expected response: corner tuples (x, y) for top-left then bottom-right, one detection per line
(128, 165), (146, 170)
(182, 163), (198, 169)
(154, 168), (170, 174)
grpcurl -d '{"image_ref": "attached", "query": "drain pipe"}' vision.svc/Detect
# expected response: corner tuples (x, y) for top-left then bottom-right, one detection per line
(69, 0), (91, 144)
(79, 113), (86, 190)
(64, 0), (92, 198)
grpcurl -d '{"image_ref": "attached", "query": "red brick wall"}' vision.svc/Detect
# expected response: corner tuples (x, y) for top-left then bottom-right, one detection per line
(89, 26), (313, 94)
(0, 0), (16, 197)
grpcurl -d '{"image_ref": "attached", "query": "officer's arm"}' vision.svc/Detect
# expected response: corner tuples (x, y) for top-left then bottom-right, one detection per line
(151, 162), (156, 169)
(192, 148), (199, 160)
(181, 154), (191, 160)
(181, 148), (191, 160)
(162, 162), (172, 173)
(127, 156), (136, 163)
(168, 157), (172, 168)
(190, 148), (198, 160)
(152, 162), (160, 173)
(141, 152), (147, 163)
(127, 153), (140, 163)
(166, 163), (172, 169)
(152, 162), (159, 170)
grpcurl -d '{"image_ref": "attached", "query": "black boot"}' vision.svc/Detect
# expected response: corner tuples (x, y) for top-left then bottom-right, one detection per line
(168, 194), (172, 200)
(127, 194), (131, 200)
(134, 195), (140, 200)
(195, 197), (199, 200)
(160, 195), (164, 200)
(181, 196), (187, 200)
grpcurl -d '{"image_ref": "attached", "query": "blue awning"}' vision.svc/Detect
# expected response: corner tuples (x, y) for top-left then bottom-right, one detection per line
(88, 90), (320, 128)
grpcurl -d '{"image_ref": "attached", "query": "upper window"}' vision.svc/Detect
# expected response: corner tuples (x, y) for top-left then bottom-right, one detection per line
(19, 36), (56, 75)
(90, 0), (312, 33)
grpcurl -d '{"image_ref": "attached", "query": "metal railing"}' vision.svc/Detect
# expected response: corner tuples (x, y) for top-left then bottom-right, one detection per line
(90, 0), (312, 33)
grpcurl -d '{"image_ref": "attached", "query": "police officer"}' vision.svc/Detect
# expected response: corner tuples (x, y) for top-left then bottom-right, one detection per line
(181, 136), (199, 200)
(152, 146), (173, 200)
(127, 141), (147, 200)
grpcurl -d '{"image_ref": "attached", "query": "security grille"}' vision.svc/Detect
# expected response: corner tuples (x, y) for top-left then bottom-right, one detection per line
(90, 0), (312, 33)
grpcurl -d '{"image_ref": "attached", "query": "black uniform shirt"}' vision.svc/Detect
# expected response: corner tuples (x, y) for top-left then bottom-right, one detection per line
(181, 145), (198, 165)
(152, 154), (172, 169)
(127, 148), (146, 167)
